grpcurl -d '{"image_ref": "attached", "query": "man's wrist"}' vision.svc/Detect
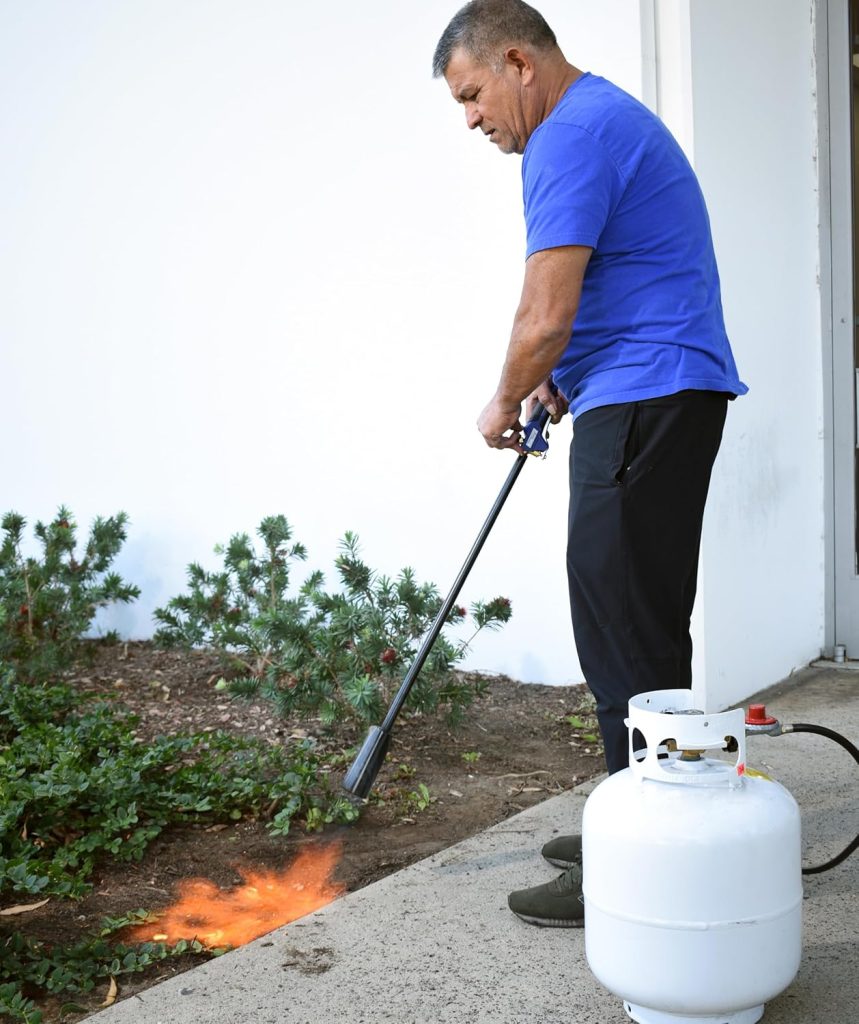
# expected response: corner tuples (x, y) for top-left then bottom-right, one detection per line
(493, 386), (525, 412)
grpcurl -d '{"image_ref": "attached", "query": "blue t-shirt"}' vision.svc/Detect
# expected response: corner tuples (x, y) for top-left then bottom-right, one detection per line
(522, 73), (747, 417)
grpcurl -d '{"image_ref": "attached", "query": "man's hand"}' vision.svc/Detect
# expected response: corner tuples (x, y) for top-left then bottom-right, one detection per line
(526, 377), (569, 424)
(478, 395), (524, 451)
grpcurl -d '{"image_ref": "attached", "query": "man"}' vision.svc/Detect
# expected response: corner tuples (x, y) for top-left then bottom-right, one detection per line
(433, 0), (746, 927)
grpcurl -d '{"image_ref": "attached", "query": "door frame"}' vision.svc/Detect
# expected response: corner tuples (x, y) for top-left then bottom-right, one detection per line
(819, 0), (859, 656)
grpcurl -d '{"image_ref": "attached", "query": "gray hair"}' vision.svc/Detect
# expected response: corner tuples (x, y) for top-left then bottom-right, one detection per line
(432, 0), (558, 78)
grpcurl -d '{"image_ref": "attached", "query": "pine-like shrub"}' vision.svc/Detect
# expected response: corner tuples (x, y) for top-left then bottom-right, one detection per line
(0, 508), (140, 683)
(154, 516), (512, 726)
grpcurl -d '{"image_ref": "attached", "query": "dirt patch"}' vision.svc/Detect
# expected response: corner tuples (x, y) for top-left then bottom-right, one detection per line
(7, 642), (604, 1021)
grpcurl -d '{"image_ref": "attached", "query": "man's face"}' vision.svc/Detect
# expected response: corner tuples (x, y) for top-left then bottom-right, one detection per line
(444, 47), (529, 156)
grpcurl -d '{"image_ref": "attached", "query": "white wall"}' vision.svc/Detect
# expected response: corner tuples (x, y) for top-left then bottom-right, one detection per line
(681, 0), (825, 708)
(0, 0), (646, 685)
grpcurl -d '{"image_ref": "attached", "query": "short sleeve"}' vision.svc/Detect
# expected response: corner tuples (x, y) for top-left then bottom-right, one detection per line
(522, 123), (625, 257)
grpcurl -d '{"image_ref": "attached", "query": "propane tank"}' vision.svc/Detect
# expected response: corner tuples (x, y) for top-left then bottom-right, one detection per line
(582, 689), (802, 1024)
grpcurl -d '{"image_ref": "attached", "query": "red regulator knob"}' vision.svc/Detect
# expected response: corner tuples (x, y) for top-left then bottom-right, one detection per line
(745, 703), (777, 726)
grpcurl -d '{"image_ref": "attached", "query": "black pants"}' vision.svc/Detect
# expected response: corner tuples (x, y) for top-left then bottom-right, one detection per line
(567, 389), (728, 775)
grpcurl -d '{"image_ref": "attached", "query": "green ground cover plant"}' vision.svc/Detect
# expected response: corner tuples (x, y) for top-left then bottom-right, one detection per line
(0, 670), (355, 902)
(154, 515), (513, 726)
(0, 668), (354, 1022)
(0, 915), (208, 1024)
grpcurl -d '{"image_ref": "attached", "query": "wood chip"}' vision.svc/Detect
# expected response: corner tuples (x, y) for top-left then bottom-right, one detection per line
(99, 977), (118, 1008)
(491, 770), (551, 779)
(0, 898), (50, 916)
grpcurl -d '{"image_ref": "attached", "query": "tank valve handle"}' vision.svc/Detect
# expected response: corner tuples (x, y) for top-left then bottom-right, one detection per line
(745, 703), (783, 736)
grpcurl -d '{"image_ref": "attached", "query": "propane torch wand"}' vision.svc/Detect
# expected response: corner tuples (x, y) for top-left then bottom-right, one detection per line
(341, 402), (552, 800)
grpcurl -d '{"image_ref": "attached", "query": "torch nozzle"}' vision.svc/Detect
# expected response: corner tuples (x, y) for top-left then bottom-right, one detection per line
(341, 725), (391, 800)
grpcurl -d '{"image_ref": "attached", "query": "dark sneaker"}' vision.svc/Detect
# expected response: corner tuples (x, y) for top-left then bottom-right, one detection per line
(507, 864), (585, 927)
(541, 832), (582, 869)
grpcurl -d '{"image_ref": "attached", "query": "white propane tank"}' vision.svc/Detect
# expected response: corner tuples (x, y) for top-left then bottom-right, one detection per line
(582, 689), (802, 1024)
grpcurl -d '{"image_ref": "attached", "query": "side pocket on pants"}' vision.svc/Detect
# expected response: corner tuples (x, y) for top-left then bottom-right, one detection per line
(612, 404), (640, 487)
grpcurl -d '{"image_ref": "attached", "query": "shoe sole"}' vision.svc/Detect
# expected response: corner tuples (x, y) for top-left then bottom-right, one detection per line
(511, 910), (585, 928)
(543, 856), (578, 869)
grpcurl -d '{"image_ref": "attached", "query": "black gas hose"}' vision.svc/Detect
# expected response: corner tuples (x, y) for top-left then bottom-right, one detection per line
(783, 722), (859, 875)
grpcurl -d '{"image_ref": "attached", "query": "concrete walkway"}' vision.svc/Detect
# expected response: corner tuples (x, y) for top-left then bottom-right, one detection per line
(90, 668), (857, 1024)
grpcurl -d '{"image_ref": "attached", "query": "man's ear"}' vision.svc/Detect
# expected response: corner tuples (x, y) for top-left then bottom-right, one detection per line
(503, 47), (535, 84)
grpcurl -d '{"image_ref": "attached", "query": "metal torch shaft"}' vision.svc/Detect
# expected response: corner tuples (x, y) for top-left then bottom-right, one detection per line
(342, 402), (551, 798)
(380, 451), (528, 732)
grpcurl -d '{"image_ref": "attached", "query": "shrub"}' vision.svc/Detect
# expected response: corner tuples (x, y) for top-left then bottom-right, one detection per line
(0, 508), (140, 683)
(153, 516), (512, 726)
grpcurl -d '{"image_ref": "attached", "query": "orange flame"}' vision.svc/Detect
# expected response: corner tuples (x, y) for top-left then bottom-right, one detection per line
(128, 842), (345, 949)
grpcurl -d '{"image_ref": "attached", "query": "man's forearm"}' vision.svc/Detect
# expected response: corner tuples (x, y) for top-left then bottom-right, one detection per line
(477, 247), (585, 449)
(494, 313), (571, 408)
(493, 247), (584, 407)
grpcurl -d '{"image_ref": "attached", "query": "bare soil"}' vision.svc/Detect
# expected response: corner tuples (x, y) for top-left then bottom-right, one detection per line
(9, 642), (604, 1021)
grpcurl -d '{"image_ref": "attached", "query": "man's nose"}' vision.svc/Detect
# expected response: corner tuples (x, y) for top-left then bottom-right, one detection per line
(465, 103), (481, 130)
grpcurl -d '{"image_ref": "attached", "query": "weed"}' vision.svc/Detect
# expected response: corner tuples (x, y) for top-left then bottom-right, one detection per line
(557, 698), (603, 752)
(562, 714), (588, 729)
(401, 783), (432, 815)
